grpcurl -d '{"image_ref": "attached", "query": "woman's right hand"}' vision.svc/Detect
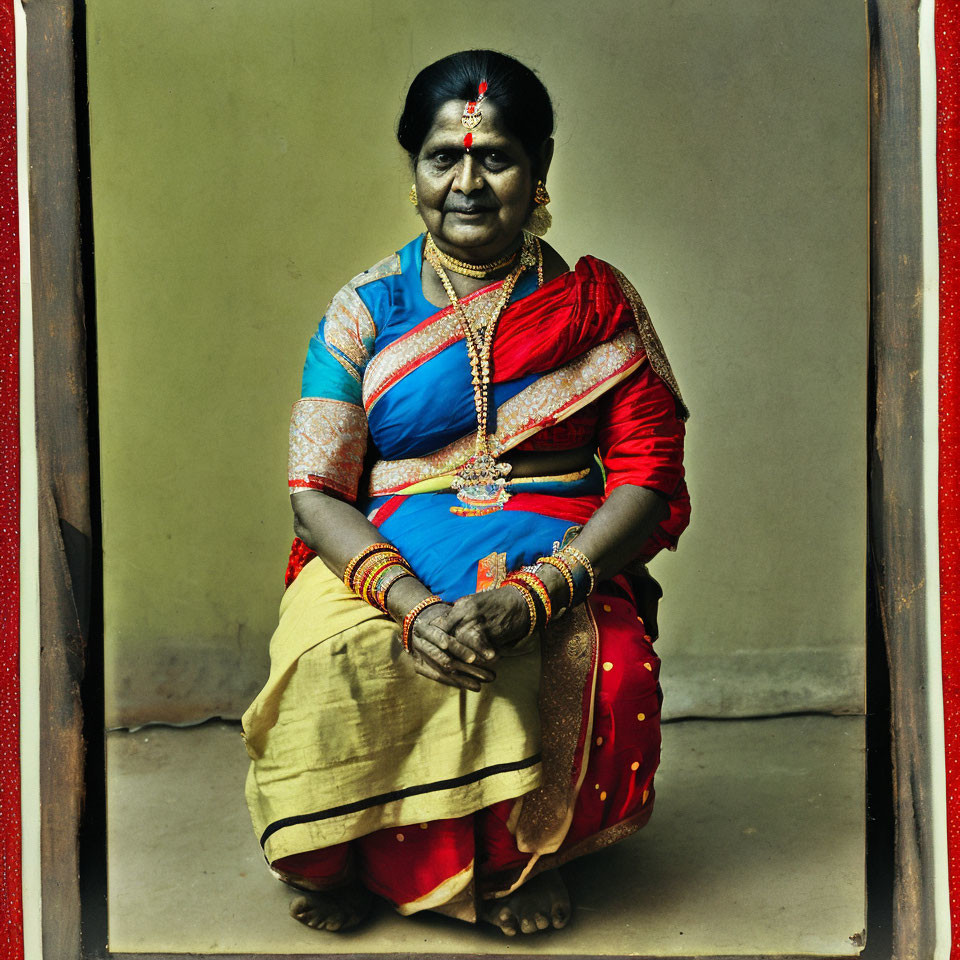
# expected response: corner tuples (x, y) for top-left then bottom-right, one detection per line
(407, 602), (498, 692)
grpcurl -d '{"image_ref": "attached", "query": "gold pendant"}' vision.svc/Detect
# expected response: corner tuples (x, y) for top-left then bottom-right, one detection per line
(450, 452), (512, 516)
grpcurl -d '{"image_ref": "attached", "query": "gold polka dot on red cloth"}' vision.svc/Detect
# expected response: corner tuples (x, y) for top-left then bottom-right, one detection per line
(631, 761), (640, 771)
(643, 662), (653, 671)
(932, 3), (960, 928)
(396, 833), (404, 842)
(602, 661), (613, 671)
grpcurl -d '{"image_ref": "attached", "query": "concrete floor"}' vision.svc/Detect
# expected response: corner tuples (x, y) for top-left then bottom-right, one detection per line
(106, 715), (865, 957)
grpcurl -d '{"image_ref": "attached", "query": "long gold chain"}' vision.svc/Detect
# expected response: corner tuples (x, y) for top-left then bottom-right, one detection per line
(424, 233), (538, 513)
(425, 247), (519, 444)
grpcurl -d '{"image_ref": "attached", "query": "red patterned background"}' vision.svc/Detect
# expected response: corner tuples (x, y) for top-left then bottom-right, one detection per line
(938, 1), (960, 957)
(0, 0), (22, 956)
(0, 3), (958, 958)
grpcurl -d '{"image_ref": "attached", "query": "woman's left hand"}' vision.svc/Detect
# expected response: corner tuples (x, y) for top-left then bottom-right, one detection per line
(436, 586), (531, 655)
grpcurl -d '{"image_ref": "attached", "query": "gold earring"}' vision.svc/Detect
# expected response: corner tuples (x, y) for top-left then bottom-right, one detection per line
(409, 184), (418, 206)
(525, 179), (552, 236)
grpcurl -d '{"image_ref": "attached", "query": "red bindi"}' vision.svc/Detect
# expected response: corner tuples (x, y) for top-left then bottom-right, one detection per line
(463, 131), (473, 151)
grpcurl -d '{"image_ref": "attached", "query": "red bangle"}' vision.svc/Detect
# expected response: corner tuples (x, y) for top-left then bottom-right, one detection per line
(504, 571), (552, 626)
(343, 542), (395, 589)
(374, 568), (413, 612)
(515, 571), (552, 623)
(502, 579), (538, 637)
(401, 595), (444, 652)
(359, 556), (404, 604)
(558, 544), (596, 595)
(537, 555), (575, 607)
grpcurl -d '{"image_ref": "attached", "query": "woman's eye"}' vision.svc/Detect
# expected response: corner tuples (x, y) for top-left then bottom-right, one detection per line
(483, 152), (511, 170)
(431, 152), (457, 168)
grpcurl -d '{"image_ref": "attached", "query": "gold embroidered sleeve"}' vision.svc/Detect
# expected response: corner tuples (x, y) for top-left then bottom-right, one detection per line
(321, 285), (378, 385)
(288, 398), (368, 502)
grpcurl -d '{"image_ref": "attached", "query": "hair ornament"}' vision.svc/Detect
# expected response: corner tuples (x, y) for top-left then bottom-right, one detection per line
(461, 80), (488, 129)
(462, 80), (488, 150)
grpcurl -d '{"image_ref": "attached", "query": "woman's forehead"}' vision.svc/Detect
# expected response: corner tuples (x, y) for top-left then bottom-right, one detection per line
(421, 99), (519, 150)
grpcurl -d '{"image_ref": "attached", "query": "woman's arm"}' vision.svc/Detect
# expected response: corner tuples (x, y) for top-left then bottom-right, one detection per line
(291, 490), (498, 689)
(554, 484), (669, 582)
(436, 484), (668, 646)
(441, 359), (685, 647)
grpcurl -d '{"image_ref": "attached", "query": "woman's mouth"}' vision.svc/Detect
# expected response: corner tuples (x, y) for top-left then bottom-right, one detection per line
(448, 207), (493, 217)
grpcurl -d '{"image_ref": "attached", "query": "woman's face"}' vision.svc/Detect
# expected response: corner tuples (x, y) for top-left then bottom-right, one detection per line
(414, 99), (550, 262)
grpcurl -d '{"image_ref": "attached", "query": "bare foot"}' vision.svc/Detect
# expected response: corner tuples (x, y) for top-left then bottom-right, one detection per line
(482, 868), (571, 936)
(288, 882), (372, 932)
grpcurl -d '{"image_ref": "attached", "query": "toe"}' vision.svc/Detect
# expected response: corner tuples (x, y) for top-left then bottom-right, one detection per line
(534, 911), (550, 930)
(289, 896), (310, 918)
(551, 903), (570, 929)
(497, 907), (518, 936)
(520, 916), (538, 934)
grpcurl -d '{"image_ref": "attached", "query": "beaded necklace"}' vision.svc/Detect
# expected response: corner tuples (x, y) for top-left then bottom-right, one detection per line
(425, 233), (540, 515)
(425, 233), (520, 279)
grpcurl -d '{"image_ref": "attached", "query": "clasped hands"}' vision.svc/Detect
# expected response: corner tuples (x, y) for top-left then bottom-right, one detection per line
(406, 586), (531, 691)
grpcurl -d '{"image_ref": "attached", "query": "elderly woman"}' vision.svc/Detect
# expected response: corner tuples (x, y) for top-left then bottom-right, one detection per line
(242, 49), (689, 937)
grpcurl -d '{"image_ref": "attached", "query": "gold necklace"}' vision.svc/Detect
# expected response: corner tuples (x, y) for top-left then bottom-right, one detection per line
(425, 234), (537, 515)
(425, 233), (520, 279)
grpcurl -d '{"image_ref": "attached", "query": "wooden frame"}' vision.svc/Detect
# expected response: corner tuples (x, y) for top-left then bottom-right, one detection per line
(22, 0), (932, 956)
(867, 2), (936, 959)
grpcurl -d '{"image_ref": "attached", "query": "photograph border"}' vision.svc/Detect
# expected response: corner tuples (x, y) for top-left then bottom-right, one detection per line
(16, 0), (940, 957)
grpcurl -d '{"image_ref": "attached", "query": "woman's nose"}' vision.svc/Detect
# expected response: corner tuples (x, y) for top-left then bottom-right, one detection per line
(453, 155), (483, 194)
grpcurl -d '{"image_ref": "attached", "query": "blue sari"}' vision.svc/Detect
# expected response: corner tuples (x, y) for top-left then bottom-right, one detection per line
(287, 235), (686, 598)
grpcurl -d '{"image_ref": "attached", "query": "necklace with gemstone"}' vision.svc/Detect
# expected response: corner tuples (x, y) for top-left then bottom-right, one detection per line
(425, 233), (539, 515)
(425, 233), (520, 279)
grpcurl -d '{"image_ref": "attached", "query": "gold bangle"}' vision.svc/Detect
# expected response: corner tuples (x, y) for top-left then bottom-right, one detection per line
(352, 554), (394, 600)
(374, 568), (413, 612)
(402, 595), (444, 652)
(559, 545), (596, 595)
(536, 556), (575, 607)
(343, 542), (395, 589)
(509, 571), (552, 624)
(359, 555), (403, 603)
(369, 562), (413, 607)
(504, 580), (538, 637)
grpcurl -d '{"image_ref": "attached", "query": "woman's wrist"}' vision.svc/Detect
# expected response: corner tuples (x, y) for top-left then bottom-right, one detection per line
(536, 562), (570, 611)
(384, 575), (433, 621)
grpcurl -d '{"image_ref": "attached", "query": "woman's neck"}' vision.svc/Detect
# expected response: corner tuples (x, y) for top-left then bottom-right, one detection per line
(420, 233), (525, 306)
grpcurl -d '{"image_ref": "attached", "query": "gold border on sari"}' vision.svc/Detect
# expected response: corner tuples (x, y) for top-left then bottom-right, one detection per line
(363, 284), (512, 414)
(366, 329), (646, 497)
(610, 266), (689, 420)
(514, 602), (600, 856)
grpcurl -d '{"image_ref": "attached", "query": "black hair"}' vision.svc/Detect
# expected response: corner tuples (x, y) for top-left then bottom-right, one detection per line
(397, 50), (554, 165)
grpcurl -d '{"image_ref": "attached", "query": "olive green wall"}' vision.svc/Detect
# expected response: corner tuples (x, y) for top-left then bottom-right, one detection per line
(88, 0), (868, 727)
